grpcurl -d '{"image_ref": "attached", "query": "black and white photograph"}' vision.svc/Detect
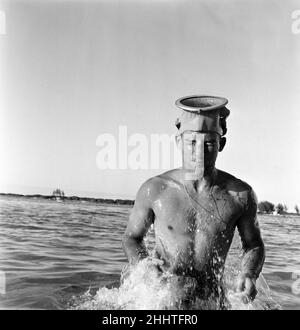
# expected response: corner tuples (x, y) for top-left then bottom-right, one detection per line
(0, 0), (300, 312)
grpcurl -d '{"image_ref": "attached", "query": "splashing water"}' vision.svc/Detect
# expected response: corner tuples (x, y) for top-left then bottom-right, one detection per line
(69, 255), (280, 310)
(227, 275), (281, 310)
(68, 225), (281, 310)
(70, 258), (178, 310)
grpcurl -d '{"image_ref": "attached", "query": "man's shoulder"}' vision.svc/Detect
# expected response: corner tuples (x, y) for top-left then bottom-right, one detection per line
(217, 169), (256, 201)
(136, 169), (182, 199)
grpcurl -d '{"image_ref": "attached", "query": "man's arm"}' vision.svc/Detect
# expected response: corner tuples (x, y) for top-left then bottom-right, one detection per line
(236, 188), (265, 300)
(122, 180), (155, 265)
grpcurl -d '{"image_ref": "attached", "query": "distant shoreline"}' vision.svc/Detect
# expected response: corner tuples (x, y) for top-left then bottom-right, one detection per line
(258, 211), (300, 217)
(1, 193), (299, 216)
(0, 192), (134, 206)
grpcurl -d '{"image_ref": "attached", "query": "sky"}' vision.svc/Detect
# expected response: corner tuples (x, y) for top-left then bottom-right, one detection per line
(0, 0), (300, 209)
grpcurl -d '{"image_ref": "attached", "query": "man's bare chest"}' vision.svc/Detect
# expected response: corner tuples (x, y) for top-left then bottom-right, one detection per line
(152, 186), (245, 236)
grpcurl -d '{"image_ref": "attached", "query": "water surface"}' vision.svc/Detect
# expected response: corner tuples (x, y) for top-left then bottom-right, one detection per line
(0, 196), (299, 309)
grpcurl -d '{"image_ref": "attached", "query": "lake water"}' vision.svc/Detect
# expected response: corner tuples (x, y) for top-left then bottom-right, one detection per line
(0, 196), (299, 310)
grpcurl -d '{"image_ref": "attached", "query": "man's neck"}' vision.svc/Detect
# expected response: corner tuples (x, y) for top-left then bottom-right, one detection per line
(192, 167), (217, 193)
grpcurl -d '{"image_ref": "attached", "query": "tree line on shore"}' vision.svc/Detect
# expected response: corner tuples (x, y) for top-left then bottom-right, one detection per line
(1, 189), (299, 214)
(258, 200), (299, 215)
(0, 190), (134, 206)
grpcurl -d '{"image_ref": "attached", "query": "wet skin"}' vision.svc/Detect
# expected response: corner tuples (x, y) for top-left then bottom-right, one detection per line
(123, 132), (265, 305)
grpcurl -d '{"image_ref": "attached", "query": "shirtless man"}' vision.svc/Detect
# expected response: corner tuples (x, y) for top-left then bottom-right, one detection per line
(122, 95), (265, 309)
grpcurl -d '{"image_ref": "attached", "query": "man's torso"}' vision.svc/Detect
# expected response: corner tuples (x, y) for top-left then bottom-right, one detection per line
(147, 168), (250, 283)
